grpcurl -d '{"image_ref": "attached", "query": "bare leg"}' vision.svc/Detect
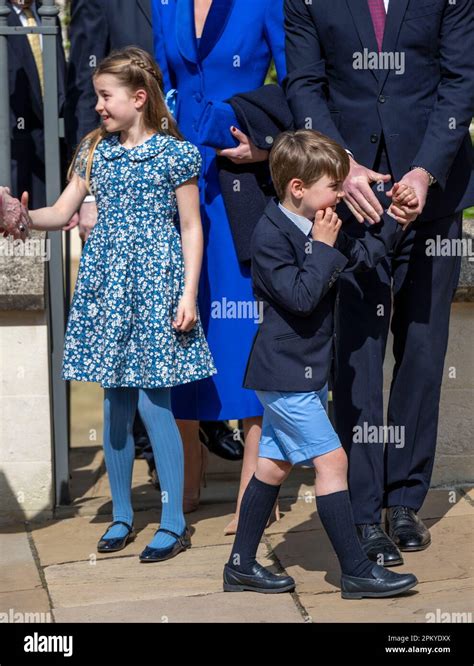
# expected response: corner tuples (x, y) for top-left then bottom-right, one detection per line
(224, 416), (281, 534)
(176, 419), (207, 513)
(313, 447), (349, 497)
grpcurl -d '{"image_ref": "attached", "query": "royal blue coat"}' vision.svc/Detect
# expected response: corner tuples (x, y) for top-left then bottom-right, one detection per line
(152, 0), (286, 419)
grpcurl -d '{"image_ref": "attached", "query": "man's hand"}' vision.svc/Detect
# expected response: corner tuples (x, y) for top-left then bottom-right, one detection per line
(343, 157), (392, 225)
(217, 127), (269, 164)
(387, 168), (430, 224)
(77, 201), (98, 242)
(312, 207), (342, 247)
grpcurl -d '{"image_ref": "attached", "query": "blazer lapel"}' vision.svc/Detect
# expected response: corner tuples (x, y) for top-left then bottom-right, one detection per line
(378, 0), (410, 90)
(266, 199), (312, 253)
(346, 0), (380, 82)
(176, 0), (199, 64)
(198, 0), (236, 61)
(136, 0), (152, 26)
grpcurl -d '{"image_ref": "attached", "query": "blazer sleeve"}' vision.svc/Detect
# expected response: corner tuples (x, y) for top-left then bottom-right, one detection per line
(410, 0), (474, 189)
(152, 0), (174, 92)
(251, 225), (348, 317)
(263, 0), (287, 84)
(65, 0), (109, 152)
(283, 0), (348, 149)
(336, 214), (402, 272)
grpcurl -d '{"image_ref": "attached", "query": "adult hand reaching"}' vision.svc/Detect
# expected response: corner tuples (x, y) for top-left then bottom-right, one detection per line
(343, 157), (391, 225)
(216, 127), (269, 164)
(0, 188), (31, 241)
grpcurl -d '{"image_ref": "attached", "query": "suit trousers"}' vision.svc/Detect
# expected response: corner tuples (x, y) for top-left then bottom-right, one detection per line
(333, 142), (463, 524)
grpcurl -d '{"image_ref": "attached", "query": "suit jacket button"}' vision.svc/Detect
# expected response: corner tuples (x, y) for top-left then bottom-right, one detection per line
(378, 94), (386, 103)
(370, 133), (379, 143)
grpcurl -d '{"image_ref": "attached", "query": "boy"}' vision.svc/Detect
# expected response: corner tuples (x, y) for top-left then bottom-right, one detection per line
(223, 130), (418, 599)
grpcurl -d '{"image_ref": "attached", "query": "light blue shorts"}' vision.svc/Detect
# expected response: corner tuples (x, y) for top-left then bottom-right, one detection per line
(255, 384), (342, 466)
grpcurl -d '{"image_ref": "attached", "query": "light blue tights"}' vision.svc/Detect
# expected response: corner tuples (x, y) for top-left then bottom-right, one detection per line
(101, 387), (186, 550)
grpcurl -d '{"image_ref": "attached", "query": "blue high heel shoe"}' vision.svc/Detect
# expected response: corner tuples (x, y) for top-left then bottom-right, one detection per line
(139, 526), (191, 563)
(97, 521), (136, 553)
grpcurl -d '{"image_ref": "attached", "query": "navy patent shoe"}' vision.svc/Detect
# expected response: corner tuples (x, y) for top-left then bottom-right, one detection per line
(139, 526), (191, 563)
(97, 521), (136, 553)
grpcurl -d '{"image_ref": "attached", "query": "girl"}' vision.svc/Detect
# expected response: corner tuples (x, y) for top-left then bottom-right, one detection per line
(3, 47), (217, 562)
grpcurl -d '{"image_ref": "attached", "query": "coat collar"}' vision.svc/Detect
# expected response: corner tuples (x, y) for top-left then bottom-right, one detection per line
(265, 198), (313, 246)
(346, 0), (410, 88)
(96, 132), (169, 161)
(175, 0), (236, 64)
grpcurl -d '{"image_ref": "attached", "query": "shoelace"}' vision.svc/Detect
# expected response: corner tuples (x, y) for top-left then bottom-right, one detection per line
(390, 506), (413, 520)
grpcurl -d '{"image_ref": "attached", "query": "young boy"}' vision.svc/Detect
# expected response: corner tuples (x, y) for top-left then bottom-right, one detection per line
(223, 130), (419, 599)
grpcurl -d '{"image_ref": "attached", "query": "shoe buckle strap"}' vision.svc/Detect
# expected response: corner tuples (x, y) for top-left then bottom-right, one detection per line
(109, 520), (133, 533)
(156, 527), (186, 546)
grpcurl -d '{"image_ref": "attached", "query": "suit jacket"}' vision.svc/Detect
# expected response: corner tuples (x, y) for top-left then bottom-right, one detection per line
(243, 199), (402, 391)
(284, 0), (474, 221)
(7, 0), (66, 207)
(65, 0), (153, 151)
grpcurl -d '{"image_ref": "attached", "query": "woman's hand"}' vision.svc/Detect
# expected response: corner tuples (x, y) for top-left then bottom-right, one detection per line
(216, 127), (269, 164)
(0, 189), (32, 241)
(172, 292), (198, 333)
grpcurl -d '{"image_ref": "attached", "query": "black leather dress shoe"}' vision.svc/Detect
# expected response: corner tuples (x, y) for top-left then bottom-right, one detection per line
(356, 524), (403, 566)
(386, 506), (431, 551)
(97, 521), (136, 553)
(223, 562), (295, 594)
(341, 563), (417, 599)
(199, 421), (244, 461)
(139, 526), (191, 563)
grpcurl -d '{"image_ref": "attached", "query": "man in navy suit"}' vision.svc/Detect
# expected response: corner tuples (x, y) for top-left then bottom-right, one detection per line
(6, 0), (66, 208)
(284, 0), (474, 565)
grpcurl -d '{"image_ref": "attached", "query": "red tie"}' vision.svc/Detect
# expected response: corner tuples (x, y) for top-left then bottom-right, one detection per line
(368, 0), (387, 51)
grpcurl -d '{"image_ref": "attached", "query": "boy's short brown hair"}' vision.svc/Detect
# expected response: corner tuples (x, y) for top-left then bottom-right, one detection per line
(269, 129), (350, 200)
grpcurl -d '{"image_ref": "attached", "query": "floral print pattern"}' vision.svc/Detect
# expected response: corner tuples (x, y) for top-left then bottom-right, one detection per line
(61, 133), (217, 388)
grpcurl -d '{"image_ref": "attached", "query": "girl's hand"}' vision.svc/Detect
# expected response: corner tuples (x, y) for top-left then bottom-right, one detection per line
(312, 208), (342, 247)
(0, 189), (32, 241)
(216, 127), (269, 164)
(172, 292), (198, 333)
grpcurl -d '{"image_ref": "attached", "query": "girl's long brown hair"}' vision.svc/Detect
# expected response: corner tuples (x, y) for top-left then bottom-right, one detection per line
(68, 47), (183, 190)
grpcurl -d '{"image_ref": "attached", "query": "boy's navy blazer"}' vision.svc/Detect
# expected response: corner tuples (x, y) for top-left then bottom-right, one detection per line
(243, 199), (401, 392)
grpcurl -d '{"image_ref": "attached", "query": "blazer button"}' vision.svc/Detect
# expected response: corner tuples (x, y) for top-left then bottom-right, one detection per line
(378, 94), (386, 103)
(194, 92), (203, 102)
(370, 133), (379, 143)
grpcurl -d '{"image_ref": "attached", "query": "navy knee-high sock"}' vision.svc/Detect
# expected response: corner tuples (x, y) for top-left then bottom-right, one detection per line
(227, 474), (280, 573)
(316, 490), (374, 578)
(138, 388), (186, 549)
(102, 387), (138, 539)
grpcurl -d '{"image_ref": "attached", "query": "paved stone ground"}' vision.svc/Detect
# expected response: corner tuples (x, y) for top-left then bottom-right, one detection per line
(1, 446), (473, 623)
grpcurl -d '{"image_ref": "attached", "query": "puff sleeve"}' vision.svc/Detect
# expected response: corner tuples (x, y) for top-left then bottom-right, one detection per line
(168, 140), (202, 188)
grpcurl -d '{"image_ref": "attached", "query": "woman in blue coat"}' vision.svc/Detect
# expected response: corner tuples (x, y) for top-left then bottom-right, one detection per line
(152, 0), (286, 525)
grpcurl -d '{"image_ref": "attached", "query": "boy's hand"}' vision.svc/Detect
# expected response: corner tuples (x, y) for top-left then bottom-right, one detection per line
(312, 208), (342, 247)
(0, 189), (32, 240)
(387, 182), (419, 226)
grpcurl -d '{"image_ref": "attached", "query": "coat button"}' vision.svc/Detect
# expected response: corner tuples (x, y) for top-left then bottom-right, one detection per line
(194, 92), (203, 102)
(370, 133), (379, 143)
(378, 94), (386, 103)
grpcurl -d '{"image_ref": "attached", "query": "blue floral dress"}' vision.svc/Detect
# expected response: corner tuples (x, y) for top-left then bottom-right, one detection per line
(61, 132), (217, 388)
